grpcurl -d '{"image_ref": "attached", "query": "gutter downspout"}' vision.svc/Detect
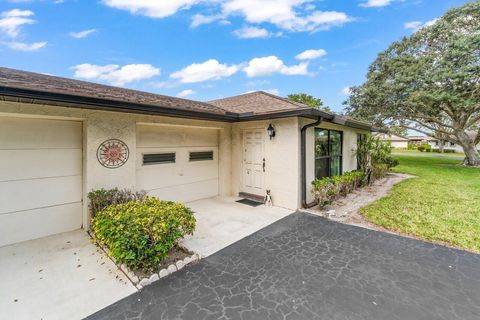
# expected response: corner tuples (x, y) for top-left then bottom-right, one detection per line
(301, 117), (322, 208)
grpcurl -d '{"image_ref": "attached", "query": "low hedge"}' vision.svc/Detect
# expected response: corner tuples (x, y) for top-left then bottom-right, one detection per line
(88, 188), (147, 218)
(92, 197), (196, 272)
(312, 171), (365, 207)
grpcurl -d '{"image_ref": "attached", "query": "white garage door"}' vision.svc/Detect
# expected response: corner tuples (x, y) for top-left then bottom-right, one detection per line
(0, 117), (83, 247)
(136, 125), (219, 203)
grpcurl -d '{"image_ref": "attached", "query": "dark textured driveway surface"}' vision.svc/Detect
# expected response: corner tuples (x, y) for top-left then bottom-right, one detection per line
(87, 212), (480, 320)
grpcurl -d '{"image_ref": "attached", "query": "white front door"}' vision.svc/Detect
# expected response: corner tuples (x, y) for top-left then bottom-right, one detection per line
(242, 129), (265, 196)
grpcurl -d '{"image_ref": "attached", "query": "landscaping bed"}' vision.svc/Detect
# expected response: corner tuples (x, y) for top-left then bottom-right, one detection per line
(308, 172), (413, 230)
(88, 188), (198, 289)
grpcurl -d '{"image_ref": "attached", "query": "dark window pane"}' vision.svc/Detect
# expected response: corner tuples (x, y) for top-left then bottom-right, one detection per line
(315, 129), (329, 157)
(315, 158), (330, 179)
(143, 153), (175, 165)
(330, 156), (341, 176)
(189, 151), (214, 161)
(330, 131), (342, 156)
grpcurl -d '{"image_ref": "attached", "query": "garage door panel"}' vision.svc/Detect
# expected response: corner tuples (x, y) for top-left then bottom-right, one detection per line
(0, 117), (82, 149)
(0, 117), (83, 246)
(137, 148), (218, 191)
(0, 174), (82, 215)
(137, 125), (218, 148)
(0, 149), (82, 182)
(137, 166), (218, 191)
(0, 202), (82, 247)
(136, 125), (219, 202)
(147, 179), (219, 203)
(183, 161), (218, 180)
(137, 165), (180, 191)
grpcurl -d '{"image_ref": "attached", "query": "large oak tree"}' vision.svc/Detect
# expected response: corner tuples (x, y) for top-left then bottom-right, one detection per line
(345, 1), (480, 166)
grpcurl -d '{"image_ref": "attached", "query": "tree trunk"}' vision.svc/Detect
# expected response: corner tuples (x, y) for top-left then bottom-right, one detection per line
(457, 132), (480, 166)
(438, 140), (445, 153)
(462, 145), (480, 166)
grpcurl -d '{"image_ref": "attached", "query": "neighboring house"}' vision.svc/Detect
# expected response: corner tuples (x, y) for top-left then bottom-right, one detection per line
(0, 68), (372, 247)
(375, 133), (409, 148)
(408, 135), (466, 153)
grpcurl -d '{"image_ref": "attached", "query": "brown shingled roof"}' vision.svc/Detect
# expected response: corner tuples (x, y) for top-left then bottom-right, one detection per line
(209, 91), (312, 115)
(0, 67), (227, 115)
(0, 67), (374, 130)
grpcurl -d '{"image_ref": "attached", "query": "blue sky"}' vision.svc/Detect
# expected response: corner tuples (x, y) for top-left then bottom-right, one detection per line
(0, 0), (470, 112)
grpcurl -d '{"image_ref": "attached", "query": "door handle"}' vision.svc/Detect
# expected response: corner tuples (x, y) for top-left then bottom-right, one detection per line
(262, 158), (266, 172)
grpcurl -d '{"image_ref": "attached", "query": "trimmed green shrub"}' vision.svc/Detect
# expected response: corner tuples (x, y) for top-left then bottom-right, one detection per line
(355, 133), (398, 185)
(312, 171), (365, 207)
(417, 144), (431, 152)
(92, 197), (196, 272)
(88, 188), (147, 218)
(384, 156), (399, 168)
(372, 163), (389, 180)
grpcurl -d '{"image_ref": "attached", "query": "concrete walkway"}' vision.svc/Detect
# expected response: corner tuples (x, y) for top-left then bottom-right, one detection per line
(88, 212), (480, 320)
(0, 230), (136, 320)
(182, 197), (293, 257)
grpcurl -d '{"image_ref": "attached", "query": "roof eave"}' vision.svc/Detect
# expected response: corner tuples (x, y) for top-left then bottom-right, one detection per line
(0, 86), (374, 130)
(237, 108), (334, 122)
(0, 86), (238, 122)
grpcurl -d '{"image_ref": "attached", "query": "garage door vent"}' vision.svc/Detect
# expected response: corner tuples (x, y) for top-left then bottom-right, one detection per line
(143, 153), (175, 165)
(189, 151), (214, 162)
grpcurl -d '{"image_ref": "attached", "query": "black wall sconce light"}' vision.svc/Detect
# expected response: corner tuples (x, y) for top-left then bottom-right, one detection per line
(267, 123), (276, 140)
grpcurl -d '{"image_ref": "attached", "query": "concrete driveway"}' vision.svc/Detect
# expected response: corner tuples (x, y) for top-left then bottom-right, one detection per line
(88, 212), (480, 320)
(0, 197), (291, 320)
(182, 197), (293, 257)
(0, 230), (136, 320)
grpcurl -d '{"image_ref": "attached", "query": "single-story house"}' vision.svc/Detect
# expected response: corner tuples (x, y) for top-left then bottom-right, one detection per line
(0, 67), (373, 247)
(408, 135), (466, 153)
(375, 133), (409, 148)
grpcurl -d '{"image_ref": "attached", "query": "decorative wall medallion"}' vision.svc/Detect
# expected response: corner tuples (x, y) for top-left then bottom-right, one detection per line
(97, 139), (129, 169)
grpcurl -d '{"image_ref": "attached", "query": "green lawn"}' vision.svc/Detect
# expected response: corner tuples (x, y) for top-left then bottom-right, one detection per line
(361, 155), (480, 253)
(393, 149), (466, 157)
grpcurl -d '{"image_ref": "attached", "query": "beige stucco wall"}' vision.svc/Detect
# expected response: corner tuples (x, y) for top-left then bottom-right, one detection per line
(302, 118), (369, 205)
(0, 101), (231, 229)
(231, 118), (301, 210)
(390, 140), (408, 148)
(1, 100), (369, 224)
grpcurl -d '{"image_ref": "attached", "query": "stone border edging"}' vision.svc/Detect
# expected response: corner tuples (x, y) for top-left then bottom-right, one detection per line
(89, 231), (200, 290)
(120, 253), (200, 289)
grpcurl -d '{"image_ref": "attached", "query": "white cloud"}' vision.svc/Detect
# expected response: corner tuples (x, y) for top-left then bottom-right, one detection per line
(233, 26), (270, 39)
(0, 9), (35, 38)
(341, 86), (352, 96)
(243, 56), (309, 77)
(103, 0), (350, 33)
(404, 18), (437, 31)
(360, 0), (392, 8)
(222, 0), (351, 32)
(72, 63), (161, 86)
(7, 41), (46, 51)
(102, 0), (203, 18)
(177, 89), (196, 98)
(295, 48), (327, 60)
(190, 13), (223, 28)
(69, 28), (96, 39)
(170, 59), (239, 83)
